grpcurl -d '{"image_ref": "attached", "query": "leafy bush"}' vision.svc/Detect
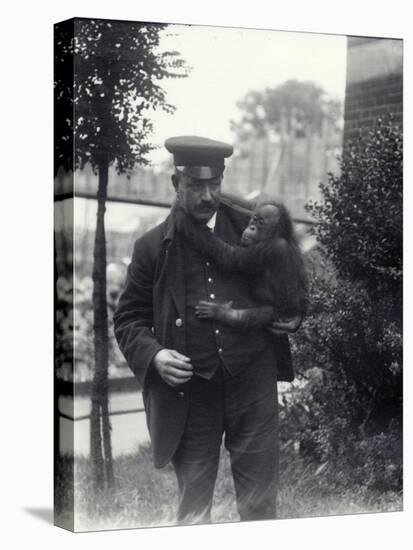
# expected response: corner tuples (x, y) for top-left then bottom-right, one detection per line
(55, 263), (128, 381)
(309, 116), (402, 296)
(283, 116), (403, 493)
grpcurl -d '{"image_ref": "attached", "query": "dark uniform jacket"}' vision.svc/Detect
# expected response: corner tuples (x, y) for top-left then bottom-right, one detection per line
(113, 200), (294, 468)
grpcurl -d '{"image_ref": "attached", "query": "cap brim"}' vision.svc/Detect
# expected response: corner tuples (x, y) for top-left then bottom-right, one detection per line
(177, 166), (223, 180)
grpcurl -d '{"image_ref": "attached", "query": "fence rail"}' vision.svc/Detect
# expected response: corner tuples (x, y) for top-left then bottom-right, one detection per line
(59, 407), (145, 422)
(54, 190), (172, 210)
(54, 190), (316, 226)
(57, 376), (145, 422)
(57, 376), (140, 397)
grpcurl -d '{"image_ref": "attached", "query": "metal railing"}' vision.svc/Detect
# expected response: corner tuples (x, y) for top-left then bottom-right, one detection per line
(56, 376), (144, 422)
(59, 407), (145, 422)
(54, 190), (316, 226)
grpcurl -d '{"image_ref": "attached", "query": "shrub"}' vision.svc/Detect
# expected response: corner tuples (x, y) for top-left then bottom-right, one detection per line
(283, 116), (403, 493)
(308, 116), (402, 297)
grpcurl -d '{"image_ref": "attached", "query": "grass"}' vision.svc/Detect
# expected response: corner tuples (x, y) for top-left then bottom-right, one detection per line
(55, 442), (402, 532)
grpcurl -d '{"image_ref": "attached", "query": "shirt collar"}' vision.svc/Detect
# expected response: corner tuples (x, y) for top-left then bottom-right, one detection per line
(206, 211), (217, 232)
(164, 205), (218, 243)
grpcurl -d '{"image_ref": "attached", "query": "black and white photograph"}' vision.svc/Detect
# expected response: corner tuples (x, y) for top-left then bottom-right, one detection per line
(52, 16), (403, 533)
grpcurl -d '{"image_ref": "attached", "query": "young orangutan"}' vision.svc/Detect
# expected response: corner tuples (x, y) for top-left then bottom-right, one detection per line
(175, 200), (308, 333)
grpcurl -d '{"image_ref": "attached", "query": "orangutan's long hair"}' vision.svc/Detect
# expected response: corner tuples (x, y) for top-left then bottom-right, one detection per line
(258, 200), (309, 319)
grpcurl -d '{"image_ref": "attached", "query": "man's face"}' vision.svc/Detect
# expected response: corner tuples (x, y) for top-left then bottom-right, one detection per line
(241, 204), (281, 246)
(173, 172), (222, 223)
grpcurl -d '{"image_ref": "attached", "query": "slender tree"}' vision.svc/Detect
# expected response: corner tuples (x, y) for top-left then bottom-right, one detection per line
(55, 18), (187, 490)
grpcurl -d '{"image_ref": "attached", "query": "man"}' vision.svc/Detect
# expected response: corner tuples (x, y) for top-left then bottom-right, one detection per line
(113, 136), (294, 524)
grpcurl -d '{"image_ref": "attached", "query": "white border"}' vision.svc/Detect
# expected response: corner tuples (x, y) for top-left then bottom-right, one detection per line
(1, 1), (410, 548)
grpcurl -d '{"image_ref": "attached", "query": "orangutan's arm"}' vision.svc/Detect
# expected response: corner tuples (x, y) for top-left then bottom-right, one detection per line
(174, 206), (277, 273)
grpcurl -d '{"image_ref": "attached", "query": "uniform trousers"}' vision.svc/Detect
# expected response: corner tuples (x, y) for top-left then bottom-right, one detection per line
(171, 351), (279, 524)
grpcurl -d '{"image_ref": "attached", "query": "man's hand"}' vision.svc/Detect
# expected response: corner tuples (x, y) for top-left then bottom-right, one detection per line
(268, 314), (302, 335)
(153, 349), (193, 387)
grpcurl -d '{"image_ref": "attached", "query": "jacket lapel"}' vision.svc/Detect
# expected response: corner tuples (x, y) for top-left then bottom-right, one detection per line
(163, 211), (186, 319)
(215, 202), (248, 244)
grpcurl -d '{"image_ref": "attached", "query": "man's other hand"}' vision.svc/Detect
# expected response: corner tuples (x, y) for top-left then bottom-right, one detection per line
(268, 314), (302, 335)
(153, 349), (193, 387)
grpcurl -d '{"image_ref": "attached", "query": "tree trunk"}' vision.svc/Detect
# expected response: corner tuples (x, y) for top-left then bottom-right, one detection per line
(90, 158), (114, 491)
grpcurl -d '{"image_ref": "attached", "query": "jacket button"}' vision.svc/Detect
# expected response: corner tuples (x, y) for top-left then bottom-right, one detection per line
(178, 391), (185, 398)
(175, 318), (183, 327)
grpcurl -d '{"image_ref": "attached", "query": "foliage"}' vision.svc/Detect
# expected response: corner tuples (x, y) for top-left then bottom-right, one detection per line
(293, 270), (402, 422)
(231, 79), (342, 141)
(279, 371), (402, 495)
(55, 275), (74, 380)
(55, 267), (128, 382)
(283, 117), (403, 492)
(54, 18), (188, 173)
(308, 117), (402, 296)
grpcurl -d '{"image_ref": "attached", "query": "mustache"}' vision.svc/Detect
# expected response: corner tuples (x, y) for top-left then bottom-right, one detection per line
(197, 201), (218, 210)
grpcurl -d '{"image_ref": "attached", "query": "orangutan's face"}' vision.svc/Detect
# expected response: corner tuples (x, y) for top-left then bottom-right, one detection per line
(241, 204), (280, 246)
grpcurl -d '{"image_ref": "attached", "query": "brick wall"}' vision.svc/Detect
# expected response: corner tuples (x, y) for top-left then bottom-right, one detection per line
(343, 37), (403, 144)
